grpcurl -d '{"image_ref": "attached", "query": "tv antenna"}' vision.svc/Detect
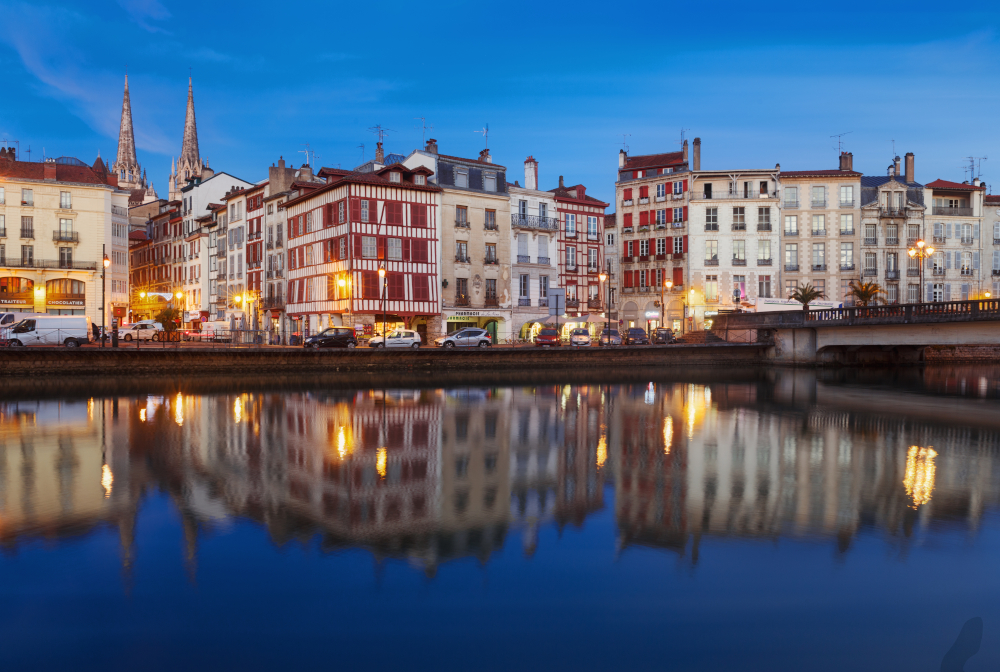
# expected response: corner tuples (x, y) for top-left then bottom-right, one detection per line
(0, 139), (19, 157)
(414, 117), (433, 145)
(474, 123), (489, 149)
(25, 146), (31, 162)
(965, 156), (988, 181)
(368, 124), (393, 145)
(299, 143), (319, 168)
(357, 144), (365, 163)
(621, 133), (631, 153)
(831, 131), (852, 153)
(891, 139), (896, 157)
(678, 128), (691, 147)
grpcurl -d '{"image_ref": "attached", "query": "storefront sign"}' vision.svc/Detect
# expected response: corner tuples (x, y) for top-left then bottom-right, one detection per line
(47, 299), (85, 306)
(446, 312), (508, 320)
(644, 310), (659, 319)
(0, 298), (31, 305)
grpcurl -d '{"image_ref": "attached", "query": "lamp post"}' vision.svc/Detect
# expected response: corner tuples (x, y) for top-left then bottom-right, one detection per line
(662, 280), (673, 329)
(101, 247), (110, 347)
(338, 275), (352, 333)
(907, 238), (935, 303)
(378, 267), (386, 344)
(598, 271), (608, 345)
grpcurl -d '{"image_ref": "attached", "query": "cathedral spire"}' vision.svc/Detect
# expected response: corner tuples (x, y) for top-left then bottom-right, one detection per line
(179, 76), (200, 170)
(112, 74), (140, 179)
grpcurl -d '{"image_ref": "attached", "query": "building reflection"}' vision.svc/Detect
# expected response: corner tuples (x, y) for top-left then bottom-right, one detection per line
(1, 371), (1000, 576)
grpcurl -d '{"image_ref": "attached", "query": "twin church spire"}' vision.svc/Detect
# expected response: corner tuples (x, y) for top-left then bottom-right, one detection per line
(113, 73), (206, 204)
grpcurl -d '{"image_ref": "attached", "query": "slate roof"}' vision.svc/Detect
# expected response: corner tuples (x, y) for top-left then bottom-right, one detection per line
(861, 175), (923, 188)
(622, 151), (685, 171)
(779, 169), (861, 178)
(438, 153), (506, 169)
(860, 175), (925, 207)
(925, 179), (985, 191)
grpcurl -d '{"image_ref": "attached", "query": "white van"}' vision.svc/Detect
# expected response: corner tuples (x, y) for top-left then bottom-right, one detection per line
(0, 312), (46, 328)
(6, 316), (93, 347)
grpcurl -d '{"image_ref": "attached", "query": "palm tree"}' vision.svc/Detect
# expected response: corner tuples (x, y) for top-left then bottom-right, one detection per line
(788, 283), (825, 311)
(846, 280), (883, 307)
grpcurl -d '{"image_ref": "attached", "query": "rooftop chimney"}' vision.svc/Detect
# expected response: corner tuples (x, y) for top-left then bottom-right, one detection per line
(479, 148), (491, 163)
(43, 157), (56, 181)
(559, 175), (564, 189)
(524, 156), (538, 191)
(619, 149), (626, 169)
(894, 155), (901, 178)
(974, 177), (982, 187)
(839, 152), (853, 172)
(682, 139), (689, 164)
(425, 138), (438, 154)
(375, 142), (384, 164)
(904, 152), (914, 184)
(693, 137), (701, 171)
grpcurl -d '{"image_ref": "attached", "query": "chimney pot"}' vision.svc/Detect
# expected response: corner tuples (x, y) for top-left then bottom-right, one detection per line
(894, 155), (901, 178)
(425, 138), (438, 154)
(693, 137), (701, 171)
(524, 156), (538, 191)
(375, 141), (385, 164)
(904, 152), (914, 184)
(619, 149), (626, 169)
(682, 139), (689, 164)
(43, 157), (57, 181)
(839, 152), (853, 172)
(559, 175), (564, 189)
(479, 148), (491, 163)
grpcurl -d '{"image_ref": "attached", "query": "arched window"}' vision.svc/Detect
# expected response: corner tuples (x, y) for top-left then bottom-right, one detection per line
(0, 277), (33, 294)
(46, 278), (85, 296)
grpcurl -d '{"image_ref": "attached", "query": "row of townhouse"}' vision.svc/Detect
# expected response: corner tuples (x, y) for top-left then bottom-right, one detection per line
(613, 141), (997, 333)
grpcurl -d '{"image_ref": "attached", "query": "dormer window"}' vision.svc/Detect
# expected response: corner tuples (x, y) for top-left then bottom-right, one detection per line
(484, 172), (497, 192)
(456, 168), (469, 188)
(389, 172), (401, 183)
(414, 174), (426, 186)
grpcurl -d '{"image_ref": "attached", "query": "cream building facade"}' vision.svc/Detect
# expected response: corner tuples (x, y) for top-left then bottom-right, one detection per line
(924, 175), (987, 301)
(509, 156), (559, 339)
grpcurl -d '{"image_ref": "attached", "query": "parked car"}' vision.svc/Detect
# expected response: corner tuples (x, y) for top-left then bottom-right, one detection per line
(652, 327), (677, 345)
(623, 327), (650, 345)
(435, 328), (492, 349)
(5, 316), (92, 348)
(118, 322), (164, 341)
(534, 328), (561, 347)
(599, 328), (622, 346)
(303, 327), (358, 349)
(569, 327), (592, 347)
(369, 329), (422, 349)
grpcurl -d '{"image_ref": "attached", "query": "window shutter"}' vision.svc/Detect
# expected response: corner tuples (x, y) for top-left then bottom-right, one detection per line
(947, 222), (952, 238)
(682, 179), (688, 192)
(683, 235), (688, 253)
(975, 223), (981, 239)
(633, 270), (640, 287)
(624, 188), (632, 200)
(994, 251), (1000, 270)
(403, 239), (411, 261)
(925, 283), (932, 301)
(353, 235), (361, 258)
(351, 199), (360, 222)
(377, 237), (386, 260)
(974, 251), (980, 269)
(945, 284), (951, 301)
(682, 206), (688, 221)
(624, 272), (632, 288)
(673, 267), (683, 286)
(624, 213), (632, 227)
(639, 211), (648, 226)
(946, 251), (952, 269)
(633, 171), (639, 179)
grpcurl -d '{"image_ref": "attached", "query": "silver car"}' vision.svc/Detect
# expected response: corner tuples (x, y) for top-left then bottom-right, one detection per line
(569, 327), (592, 347)
(435, 328), (492, 349)
(369, 329), (422, 349)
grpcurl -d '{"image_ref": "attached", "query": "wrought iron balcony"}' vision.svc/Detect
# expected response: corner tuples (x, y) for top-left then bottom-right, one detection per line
(886, 269), (900, 279)
(961, 237), (975, 245)
(811, 229), (826, 237)
(863, 237), (878, 245)
(961, 268), (974, 276)
(784, 229), (799, 236)
(52, 231), (79, 242)
(840, 229), (855, 236)
(455, 255), (470, 263)
(885, 237), (899, 246)
(812, 264), (827, 271)
(455, 219), (470, 228)
(454, 294), (471, 306)
(263, 296), (285, 310)
(880, 207), (906, 217)
(811, 200), (827, 209)
(518, 297), (531, 306)
(840, 200), (855, 208)
(784, 200), (800, 209)
(705, 258), (719, 266)
(758, 258), (772, 266)
(20, 228), (34, 239)
(933, 206), (973, 216)
(732, 223), (747, 231)
(907, 268), (920, 277)
(863, 268), (878, 277)
(566, 298), (580, 308)
(785, 264), (799, 272)
(840, 263), (855, 271)
(517, 254), (530, 264)
(484, 256), (498, 265)
(0, 228), (5, 237)
(484, 296), (499, 307)
(538, 297), (549, 307)
(0, 258), (100, 270)
(732, 258), (747, 266)
(757, 223), (772, 231)
(933, 267), (946, 276)
(538, 256), (550, 265)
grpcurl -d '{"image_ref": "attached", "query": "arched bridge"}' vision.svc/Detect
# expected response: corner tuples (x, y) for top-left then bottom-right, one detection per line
(711, 300), (1000, 364)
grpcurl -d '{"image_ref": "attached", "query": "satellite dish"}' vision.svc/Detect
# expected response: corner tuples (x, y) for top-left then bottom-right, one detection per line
(294, 170), (301, 178)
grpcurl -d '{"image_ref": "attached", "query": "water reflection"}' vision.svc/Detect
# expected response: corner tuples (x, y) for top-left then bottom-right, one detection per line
(2, 371), (1000, 572)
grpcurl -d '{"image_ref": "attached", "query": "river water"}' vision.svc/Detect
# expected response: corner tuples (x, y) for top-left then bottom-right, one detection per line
(1, 367), (999, 670)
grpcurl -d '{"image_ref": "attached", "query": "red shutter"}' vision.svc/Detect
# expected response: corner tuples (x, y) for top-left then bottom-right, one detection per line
(351, 199), (360, 222)
(624, 272), (632, 288)
(624, 188), (632, 200)
(353, 235), (362, 258)
(639, 185), (649, 198)
(639, 211), (648, 226)
(683, 235), (688, 253)
(633, 171), (639, 179)
(624, 213), (633, 227)
(377, 237), (386, 260)
(682, 206), (688, 221)
(682, 179), (688, 192)
(402, 239), (411, 261)
(633, 270), (640, 287)
(673, 267), (684, 286)
(625, 241), (632, 257)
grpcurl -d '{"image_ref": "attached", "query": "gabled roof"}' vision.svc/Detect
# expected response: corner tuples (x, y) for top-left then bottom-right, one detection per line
(129, 230), (148, 241)
(281, 167), (442, 210)
(779, 169), (861, 178)
(548, 184), (609, 207)
(925, 179), (985, 191)
(622, 151), (685, 171)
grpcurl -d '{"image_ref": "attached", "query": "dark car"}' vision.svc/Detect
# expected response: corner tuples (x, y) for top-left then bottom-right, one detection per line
(623, 328), (650, 345)
(534, 328), (561, 347)
(652, 328), (676, 344)
(304, 327), (357, 349)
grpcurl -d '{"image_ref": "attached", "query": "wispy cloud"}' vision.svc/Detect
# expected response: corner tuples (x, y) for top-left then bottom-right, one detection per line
(116, 0), (171, 33)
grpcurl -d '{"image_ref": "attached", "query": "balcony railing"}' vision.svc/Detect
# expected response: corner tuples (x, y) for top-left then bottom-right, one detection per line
(266, 241), (274, 249)
(705, 258), (719, 266)
(886, 269), (900, 279)
(840, 200), (855, 208)
(694, 190), (773, 200)
(885, 237), (899, 246)
(0, 258), (100, 270)
(933, 268), (946, 276)
(758, 258), (772, 266)
(864, 237), (878, 245)
(622, 199), (633, 206)
(455, 255), (470, 263)
(538, 256), (550, 265)
(587, 298), (602, 310)
(454, 294), (471, 306)
(880, 207), (906, 217)
(907, 268), (920, 277)
(484, 296), (499, 307)
(638, 197), (649, 205)
(275, 237), (283, 248)
(52, 231), (79, 242)
(811, 200), (827, 209)
(812, 264), (827, 271)
(518, 297), (531, 307)
(961, 268), (974, 276)
(484, 256), (498, 265)
(262, 296), (285, 310)
(672, 252), (685, 260)
(671, 221), (685, 228)
(517, 254), (530, 264)
(732, 223), (747, 231)
(566, 262), (577, 271)
(0, 228), (6, 237)
(933, 236), (946, 244)
(785, 264), (799, 272)
(993, 269), (1000, 277)
(784, 229), (798, 236)
(811, 229), (826, 237)
(566, 298), (580, 308)
(784, 200), (799, 209)
(732, 258), (747, 266)
(20, 228), (34, 239)
(995, 239), (1000, 246)
(840, 229), (855, 236)
(863, 268), (878, 277)
(933, 206), (973, 217)
(455, 219), (470, 228)
(538, 297), (549, 307)
(841, 263), (855, 271)
(961, 237), (974, 245)
(757, 223), (772, 231)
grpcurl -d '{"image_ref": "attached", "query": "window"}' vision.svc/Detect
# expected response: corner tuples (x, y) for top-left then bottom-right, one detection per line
(759, 275), (771, 298)
(20, 216), (33, 237)
(705, 208), (718, 231)
(758, 207), (771, 228)
(606, 232), (615, 246)
(811, 186), (825, 207)
(785, 279), (797, 297)
(388, 238), (402, 260)
(623, 188), (633, 201)
(813, 279), (825, 297)
(656, 238), (667, 255)
(673, 237), (684, 254)
(784, 215), (798, 234)
(485, 278), (497, 299)
(673, 181), (683, 195)
(59, 218), (73, 235)
(840, 214), (853, 233)
(519, 274), (530, 298)
(456, 206), (468, 225)
(588, 248), (598, 270)
(415, 174), (426, 186)
(705, 275), (718, 301)
(962, 223), (973, 243)
(733, 275), (746, 300)
(758, 240), (771, 260)
(566, 246), (577, 268)
(864, 223), (876, 244)
(933, 283), (945, 302)
(811, 214), (825, 234)
(21, 245), (33, 265)
(733, 240), (746, 261)
(705, 240), (718, 261)
(456, 241), (468, 261)
(908, 284), (919, 303)
(785, 243), (798, 267)
(484, 173), (497, 192)
(637, 239), (648, 257)
(21, 189), (32, 206)
(60, 191), (71, 209)
(411, 204), (428, 228)
(673, 207), (683, 223)
(656, 183), (666, 198)
(455, 277), (469, 300)
(886, 252), (898, 271)
(0, 187), (4, 204)
(485, 243), (497, 263)
(566, 214), (576, 237)
(485, 210), (497, 230)
(362, 236), (377, 258)
(812, 243), (825, 268)
(389, 172), (401, 183)
(540, 276), (549, 298)
(268, 203), (274, 215)
(361, 200), (370, 223)
(456, 168), (469, 188)
(864, 251), (877, 272)
(59, 247), (72, 268)
(784, 186), (798, 206)
(840, 243), (854, 268)
(732, 207), (746, 230)
(338, 201), (346, 223)
(840, 185), (854, 205)
(362, 271), (379, 299)
(588, 216), (599, 237)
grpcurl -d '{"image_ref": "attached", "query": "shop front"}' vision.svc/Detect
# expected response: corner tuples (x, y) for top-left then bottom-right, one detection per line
(0, 277), (36, 313)
(622, 300), (638, 329)
(443, 309), (510, 343)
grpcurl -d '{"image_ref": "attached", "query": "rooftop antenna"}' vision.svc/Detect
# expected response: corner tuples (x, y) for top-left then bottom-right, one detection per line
(414, 117), (433, 145)
(621, 133), (631, 153)
(299, 143), (319, 168)
(965, 156), (987, 181)
(677, 128), (691, 147)
(830, 131), (852, 153)
(368, 124), (393, 145)
(891, 139), (896, 157)
(25, 146), (31, 162)
(357, 144), (365, 163)
(474, 123), (489, 149)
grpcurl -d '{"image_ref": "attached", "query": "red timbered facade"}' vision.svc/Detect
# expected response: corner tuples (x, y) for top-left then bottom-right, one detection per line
(244, 185), (266, 294)
(551, 181), (608, 317)
(282, 163), (441, 336)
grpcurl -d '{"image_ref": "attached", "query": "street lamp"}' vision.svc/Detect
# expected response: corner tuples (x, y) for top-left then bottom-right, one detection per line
(907, 239), (935, 303)
(338, 275), (352, 332)
(378, 267), (386, 342)
(662, 280), (673, 328)
(101, 248), (110, 347)
(598, 271), (608, 344)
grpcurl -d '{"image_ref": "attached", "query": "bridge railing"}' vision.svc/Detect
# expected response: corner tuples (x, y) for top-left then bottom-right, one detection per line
(712, 299), (1000, 331)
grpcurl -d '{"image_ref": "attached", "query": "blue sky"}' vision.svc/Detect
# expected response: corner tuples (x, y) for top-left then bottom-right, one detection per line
(2, 1), (1000, 204)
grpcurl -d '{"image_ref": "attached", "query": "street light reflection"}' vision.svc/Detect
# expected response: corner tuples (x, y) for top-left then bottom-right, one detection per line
(663, 416), (673, 455)
(234, 398), (243, 424)
(174, 392), (183, 426)
(376, 447), (387, 479)
(904, 446), (938, 509)
(101, 464), (113, 498)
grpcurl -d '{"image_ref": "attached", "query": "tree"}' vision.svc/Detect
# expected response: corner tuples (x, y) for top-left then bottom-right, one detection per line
(155, 308), (181, 332)
(788, 283), (825, 311)
(846, 280), (883, 307)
